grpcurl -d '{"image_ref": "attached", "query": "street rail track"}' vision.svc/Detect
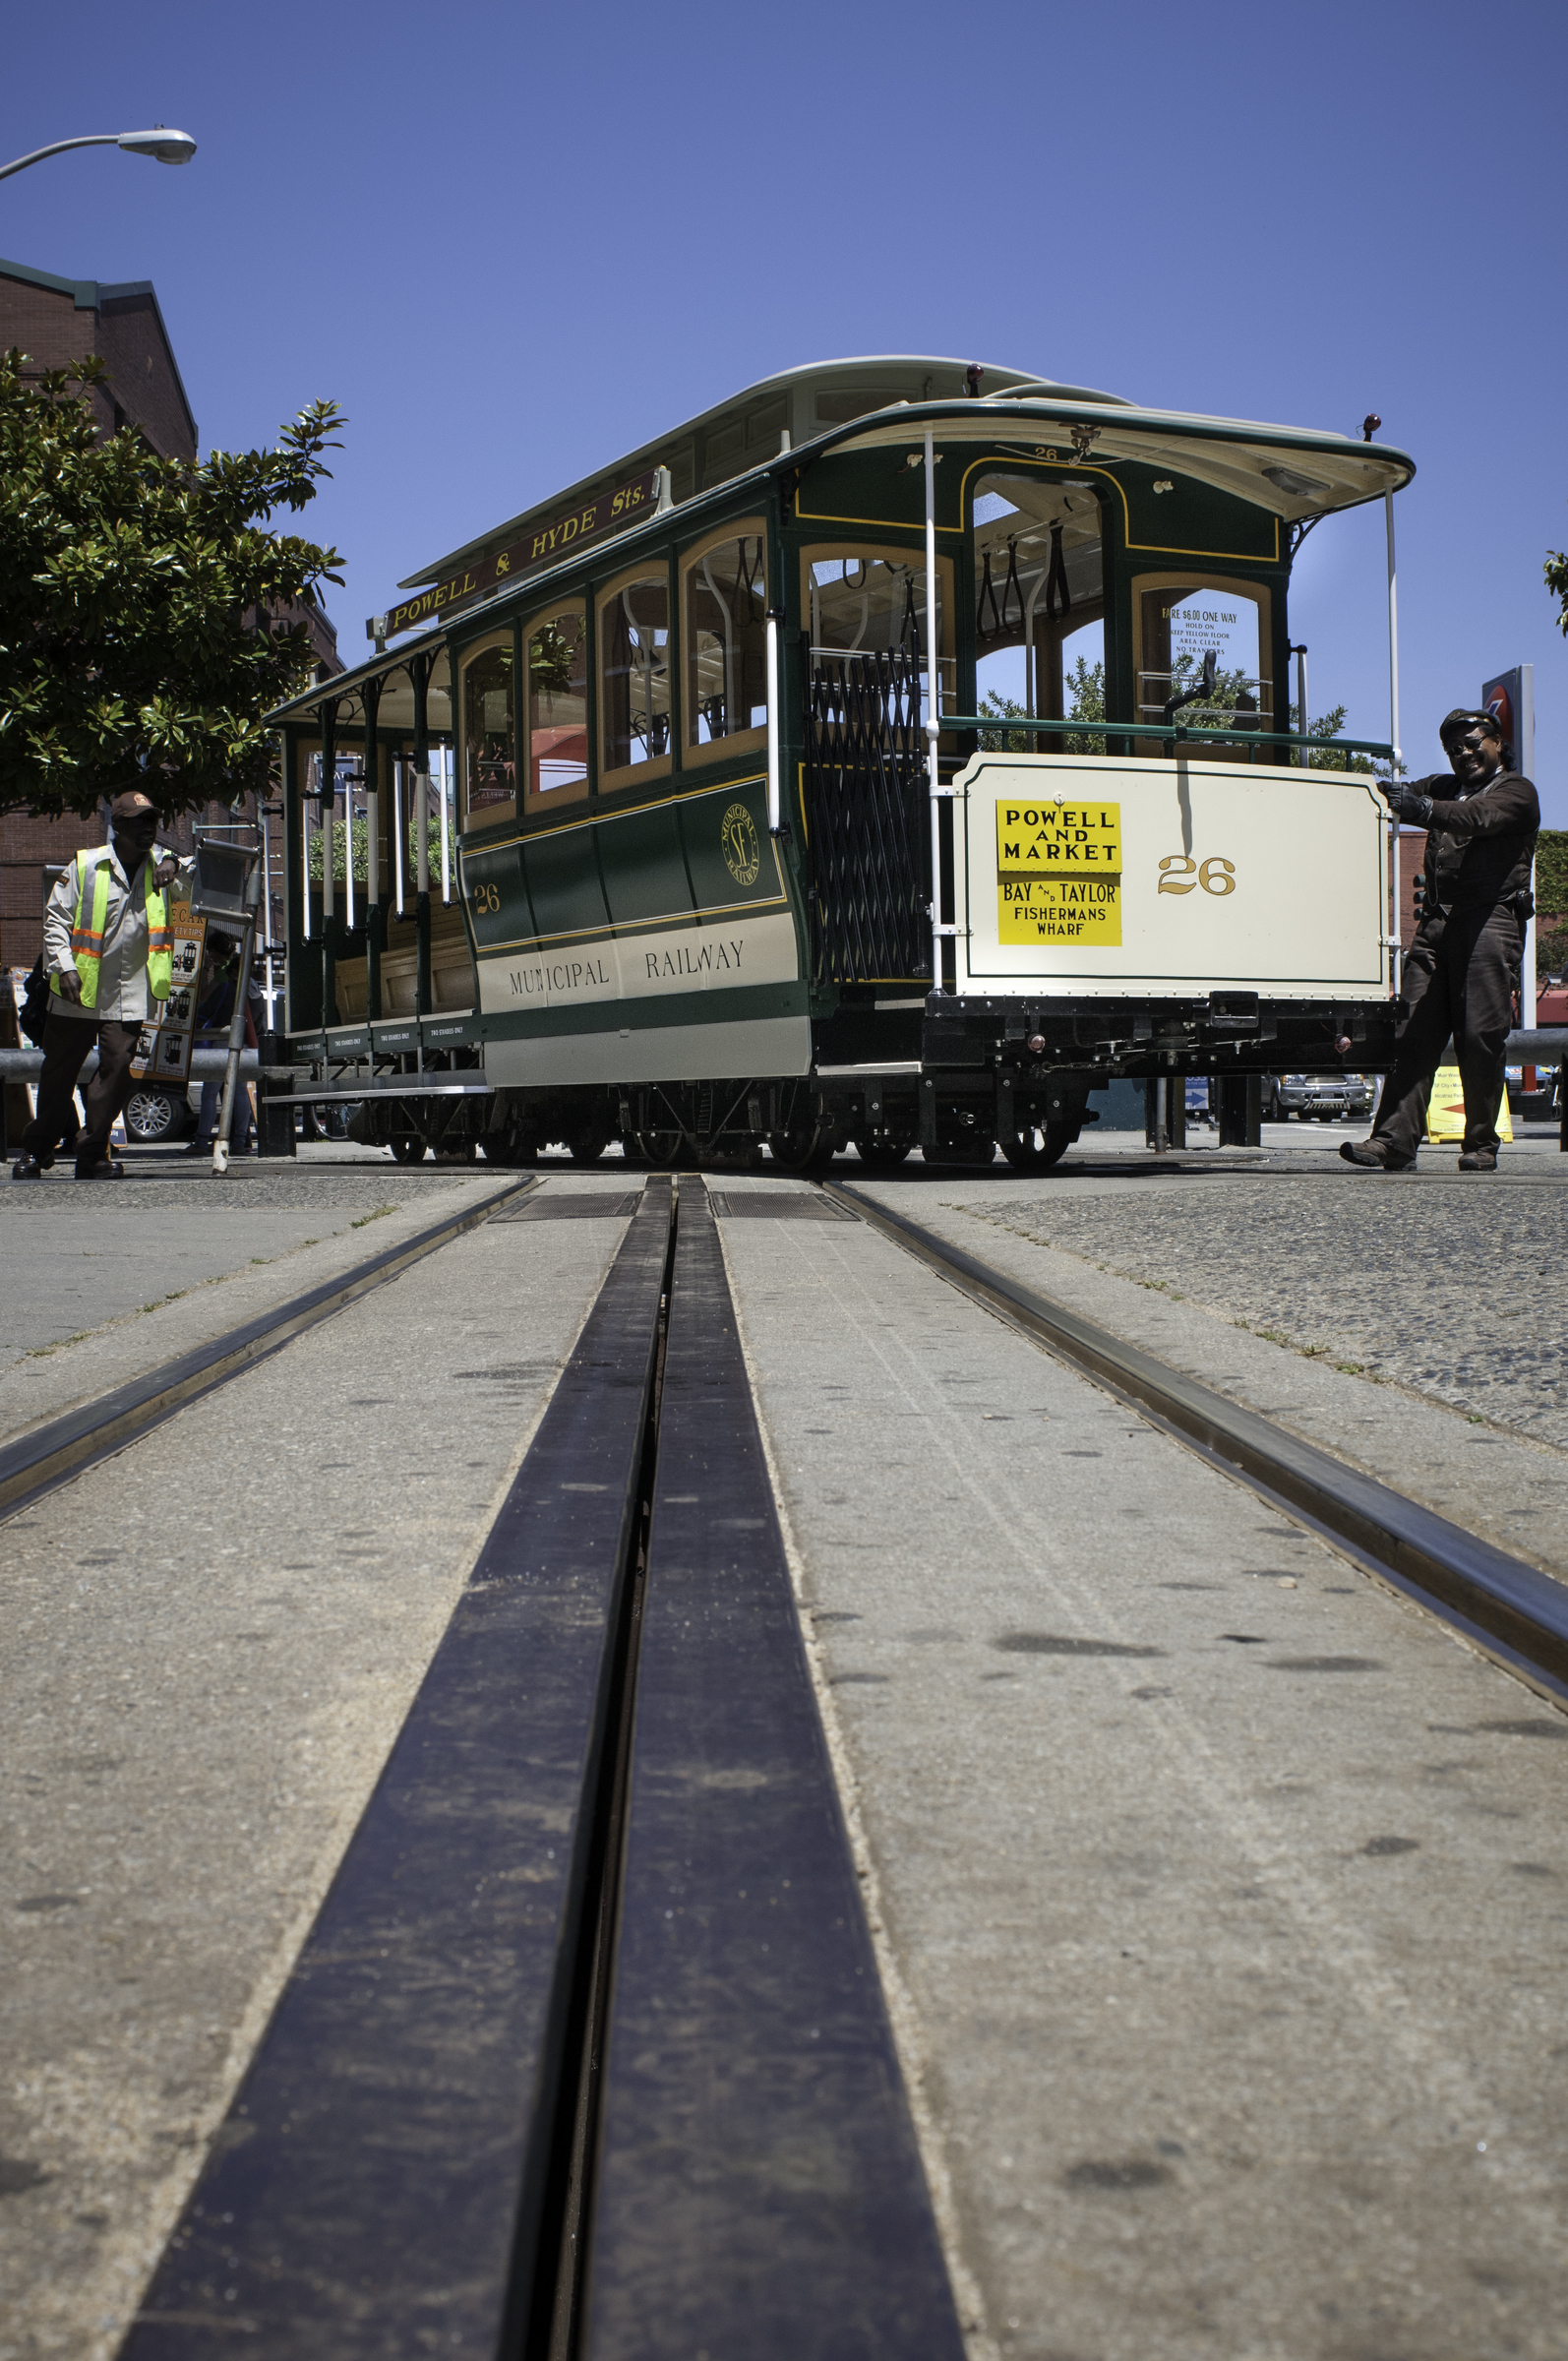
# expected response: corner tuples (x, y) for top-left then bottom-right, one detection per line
(827, 1177), (1568, 1704)
(122, 1176), (961, 2361)
(0, 1173), (538, 1522)
(15, 1163), (1568, 2353)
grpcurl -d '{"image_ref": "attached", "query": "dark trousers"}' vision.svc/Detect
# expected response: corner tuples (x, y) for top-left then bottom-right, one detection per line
(1371, 904), (1521, 1159)
(23, 1011), (143, 1162)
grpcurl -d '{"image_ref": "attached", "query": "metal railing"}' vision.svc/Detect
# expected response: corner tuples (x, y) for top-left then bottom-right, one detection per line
(944, 714), (1396, 761)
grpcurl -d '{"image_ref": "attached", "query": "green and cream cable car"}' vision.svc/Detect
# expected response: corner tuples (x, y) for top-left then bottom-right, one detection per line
(269, 354), (1412, 1168)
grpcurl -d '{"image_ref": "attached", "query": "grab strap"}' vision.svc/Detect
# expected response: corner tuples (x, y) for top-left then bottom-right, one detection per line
(1045, 525), (1070, 623)
(976, 548), (1001, 641)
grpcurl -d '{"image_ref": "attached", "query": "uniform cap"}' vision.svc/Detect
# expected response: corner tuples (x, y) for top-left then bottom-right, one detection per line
(1437, 708), (1501, 744)
(109, 789), (157, 822)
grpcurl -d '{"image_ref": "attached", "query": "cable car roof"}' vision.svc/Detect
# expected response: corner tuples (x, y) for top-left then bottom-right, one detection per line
(270, 366), (1415, 727)
(401, 356), (1122, 588)
(814, 394), (1414, 520)
(268, 626), (451, 729)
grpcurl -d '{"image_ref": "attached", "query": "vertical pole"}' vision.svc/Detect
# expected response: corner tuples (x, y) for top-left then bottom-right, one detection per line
(364, 676), (383, 1023)
(765, 612), (781, 832)
(301, 757), (313, 942)
(439, 743), (452, 904)
(321, 758), (335, 923)
(259, 797), (278, 1034)
(393, 756), (405, 919)
(412, 656), (432, 1018)
(924, 427), (942, 994)
(1385, 491), (1403, 999)
(342, 757), (355, 934)
(320, 702), (338, 1029)
(1295, 646), (1309, 770)
(1516, 663), (1537, 1028)
(212, 849), (262, 1177)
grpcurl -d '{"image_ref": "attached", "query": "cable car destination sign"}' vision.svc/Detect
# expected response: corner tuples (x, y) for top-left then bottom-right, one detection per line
(374, 468), (662, 642)
(996, 799), (1122, 944)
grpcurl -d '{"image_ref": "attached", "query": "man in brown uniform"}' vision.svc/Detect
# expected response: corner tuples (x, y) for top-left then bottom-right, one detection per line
(1342, 709), (1538, 1174)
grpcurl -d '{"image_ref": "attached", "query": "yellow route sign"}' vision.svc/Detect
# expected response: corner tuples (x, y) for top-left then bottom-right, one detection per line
(995, 800), (1121, 945)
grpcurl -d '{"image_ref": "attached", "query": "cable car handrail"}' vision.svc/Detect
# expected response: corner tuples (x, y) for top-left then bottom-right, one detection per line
(944, 713), (1395, 759)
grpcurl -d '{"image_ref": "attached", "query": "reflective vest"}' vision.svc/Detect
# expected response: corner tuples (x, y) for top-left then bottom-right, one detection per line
(52, 847), (172, 1008)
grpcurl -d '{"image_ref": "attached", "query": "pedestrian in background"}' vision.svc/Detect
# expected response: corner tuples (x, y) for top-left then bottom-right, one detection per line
(1342, 709), (1538, 1174)
(13, 790), (192, 1181)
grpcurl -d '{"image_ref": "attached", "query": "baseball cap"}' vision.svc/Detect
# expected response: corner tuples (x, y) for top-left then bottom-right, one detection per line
(109, 789), (157, 822)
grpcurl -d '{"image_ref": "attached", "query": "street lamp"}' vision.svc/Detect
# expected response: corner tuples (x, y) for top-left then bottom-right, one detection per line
(0, 127), (197, 184)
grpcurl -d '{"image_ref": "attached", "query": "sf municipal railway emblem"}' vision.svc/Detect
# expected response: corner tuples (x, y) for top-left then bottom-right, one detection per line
(721, 801), (759, 887)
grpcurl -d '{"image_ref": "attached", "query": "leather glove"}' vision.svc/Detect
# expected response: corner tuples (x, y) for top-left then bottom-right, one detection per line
(1379, 782), (1433, 825)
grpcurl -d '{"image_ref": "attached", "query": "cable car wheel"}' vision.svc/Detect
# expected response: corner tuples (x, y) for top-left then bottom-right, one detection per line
(856, 1135), (912, 1170)
(767, 1121), (835, 1176)
(1000, 1123), (1073, 1174)
(636, 1127), (695, 1170)
(390, 1134), (429, 1164)
(480, 1132), (536, 1166)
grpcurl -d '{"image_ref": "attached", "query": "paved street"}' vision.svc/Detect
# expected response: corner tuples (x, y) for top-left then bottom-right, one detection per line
(718, 1161), (1568, 2361)
(0, 1134), (1564, 2360)
(0, 1171), (633, 2361)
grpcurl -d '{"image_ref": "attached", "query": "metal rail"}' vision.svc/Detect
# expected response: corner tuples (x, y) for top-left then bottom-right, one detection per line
(827, 1180), (1568, 1701)
(0, 1174), (538, 1522)
(122, 1178), (961, 2360)
(943, 712), (1398, 758)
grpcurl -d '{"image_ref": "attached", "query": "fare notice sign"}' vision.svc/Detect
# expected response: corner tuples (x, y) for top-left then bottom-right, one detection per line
(995, 800), (1121, 945)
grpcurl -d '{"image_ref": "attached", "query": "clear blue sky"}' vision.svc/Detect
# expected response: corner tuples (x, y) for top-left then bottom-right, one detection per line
(5, 0), (1565, 820)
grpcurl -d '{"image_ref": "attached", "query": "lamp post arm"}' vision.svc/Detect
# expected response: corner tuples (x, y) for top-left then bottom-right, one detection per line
(0, 135), (121, 182)
(0, 127), (197, 182)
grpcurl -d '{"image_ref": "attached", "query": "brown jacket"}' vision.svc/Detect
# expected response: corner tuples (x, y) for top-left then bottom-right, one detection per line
(1413, 769), (1538, 913)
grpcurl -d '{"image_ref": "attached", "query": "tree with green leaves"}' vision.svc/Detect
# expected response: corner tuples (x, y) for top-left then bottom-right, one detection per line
(0, 347), (344, 819)
(1545, 533), (1568, 636)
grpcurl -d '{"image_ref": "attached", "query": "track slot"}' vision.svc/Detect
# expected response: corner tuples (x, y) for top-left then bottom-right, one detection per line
(577, 1185), (965, 2360)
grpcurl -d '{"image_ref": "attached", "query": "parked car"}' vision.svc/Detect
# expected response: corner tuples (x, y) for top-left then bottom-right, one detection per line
(123, 1079), (200, 1143)
(1264, 1072), (1374, 1122)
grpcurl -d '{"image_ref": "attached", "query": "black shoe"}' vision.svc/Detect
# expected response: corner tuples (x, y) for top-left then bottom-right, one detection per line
(74, 1153), (125, 1180)
(11, 1154), (43, 1180)
(1339, 1139), (1415, 1171)
(184, 1136), (212, 1154)
(1457, 1148), (1497, 1172)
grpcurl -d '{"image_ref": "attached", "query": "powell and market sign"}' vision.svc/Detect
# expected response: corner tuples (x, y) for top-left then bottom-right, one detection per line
(370, 468), (663, 643)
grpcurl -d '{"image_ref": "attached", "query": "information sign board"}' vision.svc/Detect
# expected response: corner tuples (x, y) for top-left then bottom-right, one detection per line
(130, 904), (207, 1087)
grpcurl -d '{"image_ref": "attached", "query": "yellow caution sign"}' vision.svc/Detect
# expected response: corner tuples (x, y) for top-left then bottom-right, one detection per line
(996, 800), (1121, 945)
(1425, 1064), (1513, 1144)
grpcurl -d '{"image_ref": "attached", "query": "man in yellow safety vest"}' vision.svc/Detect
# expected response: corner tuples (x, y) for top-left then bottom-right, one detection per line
(13, 789), (191, 1181)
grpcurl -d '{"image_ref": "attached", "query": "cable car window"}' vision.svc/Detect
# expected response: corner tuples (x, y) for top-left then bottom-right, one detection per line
(802, 547), (953, 717)
(971, 472), (1104, 731)
(599, 566), (672, 787)
(684, 525), (767, 751)
(459, 633), (516, 821)
(524, 605), (589, 809)
(1133, 575), (1272, 756)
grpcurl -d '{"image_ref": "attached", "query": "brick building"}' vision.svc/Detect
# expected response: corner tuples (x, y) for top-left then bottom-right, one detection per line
(1, 256), (340, 971)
